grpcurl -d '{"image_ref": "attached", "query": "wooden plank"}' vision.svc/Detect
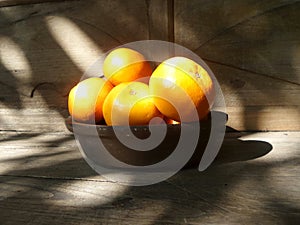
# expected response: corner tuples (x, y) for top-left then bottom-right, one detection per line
(147, 0), (169, 40)
(208, 62), (300, 131)
(0, 132), (96, 178)
(0, 0), (169, 133)
(0, 110), (68, 133)
(175, 0), (300, 131)
(0, 132), (299, 224)
(2, 174), (297, 225)
(0, 0), (299, 131)
(0, 131), (299, 178)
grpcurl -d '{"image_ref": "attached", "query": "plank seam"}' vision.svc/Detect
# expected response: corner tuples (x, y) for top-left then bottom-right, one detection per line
(167, 0), (175, 42)
(0, 0), (79, 8)
(203, 57), (300, 87)
(0, 174), (116, 183)
(193, 1), (300, 52)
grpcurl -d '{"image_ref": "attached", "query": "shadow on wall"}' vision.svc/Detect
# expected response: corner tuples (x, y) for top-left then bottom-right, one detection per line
(174, 0), (300, 130)
(1, 0), (300, 130)
(0, 0), (149, 123)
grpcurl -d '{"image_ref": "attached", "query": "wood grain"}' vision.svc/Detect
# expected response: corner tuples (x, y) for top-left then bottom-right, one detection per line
(0, 131), (299, 224)
(1, 1), (299, 224)
(0, 0), (169, 133)
(147, 0), (169, 40)
(175, 0), (300, 131)
(0, 0), (299, 134)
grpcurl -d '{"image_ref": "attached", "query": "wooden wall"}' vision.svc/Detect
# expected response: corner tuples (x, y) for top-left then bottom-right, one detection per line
(0, 0), (299, 132)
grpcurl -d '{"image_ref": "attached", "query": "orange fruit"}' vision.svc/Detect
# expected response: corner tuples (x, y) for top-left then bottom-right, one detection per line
(149, 56), (215, 122)
(164, 117), (180, 125)
(103, 48), (153, 85)
(68, 77), (113, 123)
(103, 81), (161, 126)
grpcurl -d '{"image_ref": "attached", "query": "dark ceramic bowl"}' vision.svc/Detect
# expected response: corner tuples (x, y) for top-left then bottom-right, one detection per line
(65, 111), (227, 169)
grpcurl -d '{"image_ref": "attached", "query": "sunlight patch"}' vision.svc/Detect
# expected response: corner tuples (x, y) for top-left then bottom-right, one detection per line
(45, 16), (104, 74)
(0, 35), (32, 81)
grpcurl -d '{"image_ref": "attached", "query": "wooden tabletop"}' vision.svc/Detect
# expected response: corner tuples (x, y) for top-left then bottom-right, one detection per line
(0, 0), (300, 224)
(0, 131), (299, 224)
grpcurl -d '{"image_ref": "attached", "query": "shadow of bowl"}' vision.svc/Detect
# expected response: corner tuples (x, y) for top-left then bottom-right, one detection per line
(214, 136), (273, 165)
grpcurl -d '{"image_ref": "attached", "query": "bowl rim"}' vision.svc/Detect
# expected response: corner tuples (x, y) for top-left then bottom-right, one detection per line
(65, 111), (228, 135)
(65, 115), (216, 133)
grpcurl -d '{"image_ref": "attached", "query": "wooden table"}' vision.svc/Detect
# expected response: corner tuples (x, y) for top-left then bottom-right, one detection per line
(0, 0), (300, 224)
(1, 131), (299, 224)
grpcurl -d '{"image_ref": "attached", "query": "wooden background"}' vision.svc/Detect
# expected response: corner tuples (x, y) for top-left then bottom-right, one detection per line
(0, 0), (299, 133)
(0, 1), (300, 224)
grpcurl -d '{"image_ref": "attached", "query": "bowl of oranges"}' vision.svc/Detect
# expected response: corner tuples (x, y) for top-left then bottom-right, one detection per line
(66, 42), (227, 171)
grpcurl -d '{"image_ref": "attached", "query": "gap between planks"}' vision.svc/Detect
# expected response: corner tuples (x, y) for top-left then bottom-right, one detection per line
(0, 0), (77, 7)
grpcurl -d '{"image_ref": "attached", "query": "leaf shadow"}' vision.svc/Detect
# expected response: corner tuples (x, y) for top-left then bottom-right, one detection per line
(175, 0), (300, 130)
(0, 1), (299, 224)
(3, 130), (298, 225)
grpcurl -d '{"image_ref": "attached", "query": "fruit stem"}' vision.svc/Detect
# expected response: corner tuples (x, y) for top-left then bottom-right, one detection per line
(129, 89), (137, 95)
